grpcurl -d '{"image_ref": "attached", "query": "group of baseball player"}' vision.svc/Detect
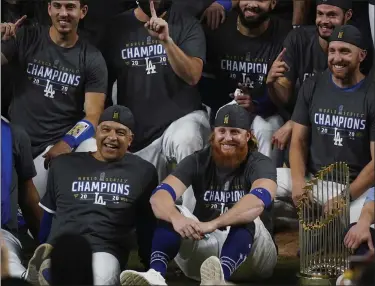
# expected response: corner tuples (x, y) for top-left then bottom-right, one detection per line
(1, 0), (374, 285)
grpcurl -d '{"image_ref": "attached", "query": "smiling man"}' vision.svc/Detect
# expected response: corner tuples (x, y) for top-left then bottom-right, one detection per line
(1, 0), (108, 200)
(120, 104), (278, 285)
(276, 25), (375, 226)
(26, 106), (159, 285)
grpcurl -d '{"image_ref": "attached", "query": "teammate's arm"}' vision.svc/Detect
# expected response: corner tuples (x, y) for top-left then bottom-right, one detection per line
(149, 175), (189, 223)
(209, 179), (276, 229)
(289, 79), (313, 205)
(14, 126), (42, 239)
(146, 1), (205, 86)
(349, 141), (375, 200)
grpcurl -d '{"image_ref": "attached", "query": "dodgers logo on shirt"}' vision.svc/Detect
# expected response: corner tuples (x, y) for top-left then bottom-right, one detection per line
(314, 105), (366, 147)
(26, 59), (81, 99)
(121, 36), (167, 75)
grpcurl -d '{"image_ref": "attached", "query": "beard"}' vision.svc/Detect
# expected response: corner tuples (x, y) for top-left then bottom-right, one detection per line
(238, 5), (271, 29)
(210, 134), (248, 169)
(137, 0), (172, 17)
(329, 61), (358, 81)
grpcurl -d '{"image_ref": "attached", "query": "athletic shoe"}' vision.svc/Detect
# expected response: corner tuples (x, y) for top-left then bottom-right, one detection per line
(39, 259), (52, 285)
(120, 269), (167, 285)
(200, 256), (236, 285)
(26, 243), (53, 284)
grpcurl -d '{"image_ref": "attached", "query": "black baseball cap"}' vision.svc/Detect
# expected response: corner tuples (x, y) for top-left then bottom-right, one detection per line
(316, 0), (352, 10)
(329, 25), (364, 49)
(214, 105), (253, 130)
(98, 105), (135, 131)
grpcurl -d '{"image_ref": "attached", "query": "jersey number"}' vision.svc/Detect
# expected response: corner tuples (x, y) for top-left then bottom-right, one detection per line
(44, 80), (55, 99)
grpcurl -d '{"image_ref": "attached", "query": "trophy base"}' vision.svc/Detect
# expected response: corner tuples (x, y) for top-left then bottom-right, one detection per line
(297, 273), (337, 286)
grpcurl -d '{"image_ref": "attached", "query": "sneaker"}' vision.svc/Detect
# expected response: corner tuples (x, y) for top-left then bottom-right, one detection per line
(200, 256), (235, 285)
(120, 269), (167, 285)
(26, 243), (53, 284)
(38, 259), (52, 285)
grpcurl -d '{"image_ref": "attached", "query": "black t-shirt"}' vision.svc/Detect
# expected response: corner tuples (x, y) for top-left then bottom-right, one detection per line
(283, 26), (327, 87)
(3, 123), (36, 236)
(40, 152), (159, 261)
(370, 0), (375, 5)
(172, 146), (277, 235)
(1, 25), (108, 158)
(101, 7), (206, 152)
(292, 70), (375, 181)
(205, 12), (292, 118)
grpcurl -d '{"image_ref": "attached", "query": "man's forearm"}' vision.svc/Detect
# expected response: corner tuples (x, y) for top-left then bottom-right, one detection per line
(162, 38), (202, 86)
(357, 202), (375, 227)
(1, 53), (8, 65)
(290, 137), (308, 185)
(267, 81), (292, 106)
(293, 0), (310, 25)
(150, 192), (184, 223)
(350, 161), (375, 200)
(18, 180), (42, 239)
(211, 194), (264, 229)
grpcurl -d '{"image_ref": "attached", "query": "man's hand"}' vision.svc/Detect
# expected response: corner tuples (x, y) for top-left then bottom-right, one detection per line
(43, 140), (72, 169)
(323, 195), (345, 214)
(198, 220), (218, 235)
(1, 15), (27, 41)
(145, 0), (170, 42)
(200, 2), (226, 30)
(272, 120), (293, 151)
(292, 181), (306, 207)
(232, 83), (254, 112)
(171, 215), (203, 240)
(344, 222), (374, 253)
(266, 48), (289, 85)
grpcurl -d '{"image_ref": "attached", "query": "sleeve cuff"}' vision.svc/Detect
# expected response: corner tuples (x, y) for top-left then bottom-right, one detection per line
(39, 202), (56, 214)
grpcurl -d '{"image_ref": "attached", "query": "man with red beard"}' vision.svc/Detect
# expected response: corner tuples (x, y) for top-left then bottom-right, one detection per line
(276, 25), (375, 228)
(120, 104), (278, 285)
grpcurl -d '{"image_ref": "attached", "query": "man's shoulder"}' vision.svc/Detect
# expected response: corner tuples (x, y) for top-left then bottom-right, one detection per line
(50, 152), (88, 168)
(15, 24), (47, 43)
(285, 25), (316, 44)
(270, 17), (292, 38)
(247, 151), (273, 164)
(125, 153), (157, 173)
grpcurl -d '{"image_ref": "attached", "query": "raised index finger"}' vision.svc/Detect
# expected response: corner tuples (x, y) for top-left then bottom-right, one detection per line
(276, 47), (286, 62)
(150, 0), (157, 18)
(15, 15), (27, 28)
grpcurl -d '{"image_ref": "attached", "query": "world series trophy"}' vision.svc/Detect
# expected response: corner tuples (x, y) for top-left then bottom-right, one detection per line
(297, 162), (351, 285)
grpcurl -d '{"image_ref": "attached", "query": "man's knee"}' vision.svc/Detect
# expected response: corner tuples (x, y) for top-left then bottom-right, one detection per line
(92, 252), (120, 285)
(75, 138), (97, 152)
(163, 111), (210, 159)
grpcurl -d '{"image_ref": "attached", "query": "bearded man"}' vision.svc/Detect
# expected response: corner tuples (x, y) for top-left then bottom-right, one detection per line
(120, 104), (278, 285)
(201, 0), (291, 166)
(276, 25), (375, 227)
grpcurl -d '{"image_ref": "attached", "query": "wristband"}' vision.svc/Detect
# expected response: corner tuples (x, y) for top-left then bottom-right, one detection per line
(249, 187), (272, 208)
(216, 0), (232, 11)
(152, 183), (177, 201)
(62, 120), (95, 149)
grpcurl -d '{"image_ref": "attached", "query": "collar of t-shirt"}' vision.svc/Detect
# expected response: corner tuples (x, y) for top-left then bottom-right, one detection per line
(330, 73), (365, 92)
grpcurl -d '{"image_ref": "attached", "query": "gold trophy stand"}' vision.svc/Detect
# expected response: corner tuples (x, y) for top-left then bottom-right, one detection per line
(296, 163), (351, 286)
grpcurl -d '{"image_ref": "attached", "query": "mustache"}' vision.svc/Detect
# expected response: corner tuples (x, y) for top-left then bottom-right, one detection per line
(243, 7), (262, 14)
(318, 23), (335, 29)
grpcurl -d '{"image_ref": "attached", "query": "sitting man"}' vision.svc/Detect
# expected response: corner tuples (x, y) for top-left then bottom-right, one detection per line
(1, 117), (42, 280)
(276, 25), (375, 227)
(336, 187), (375, 285)
(26, 106), (159, 285)
(120, 104), (278, 285)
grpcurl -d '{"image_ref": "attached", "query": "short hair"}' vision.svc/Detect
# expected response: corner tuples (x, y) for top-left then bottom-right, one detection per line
(48, 0), (88, 6)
